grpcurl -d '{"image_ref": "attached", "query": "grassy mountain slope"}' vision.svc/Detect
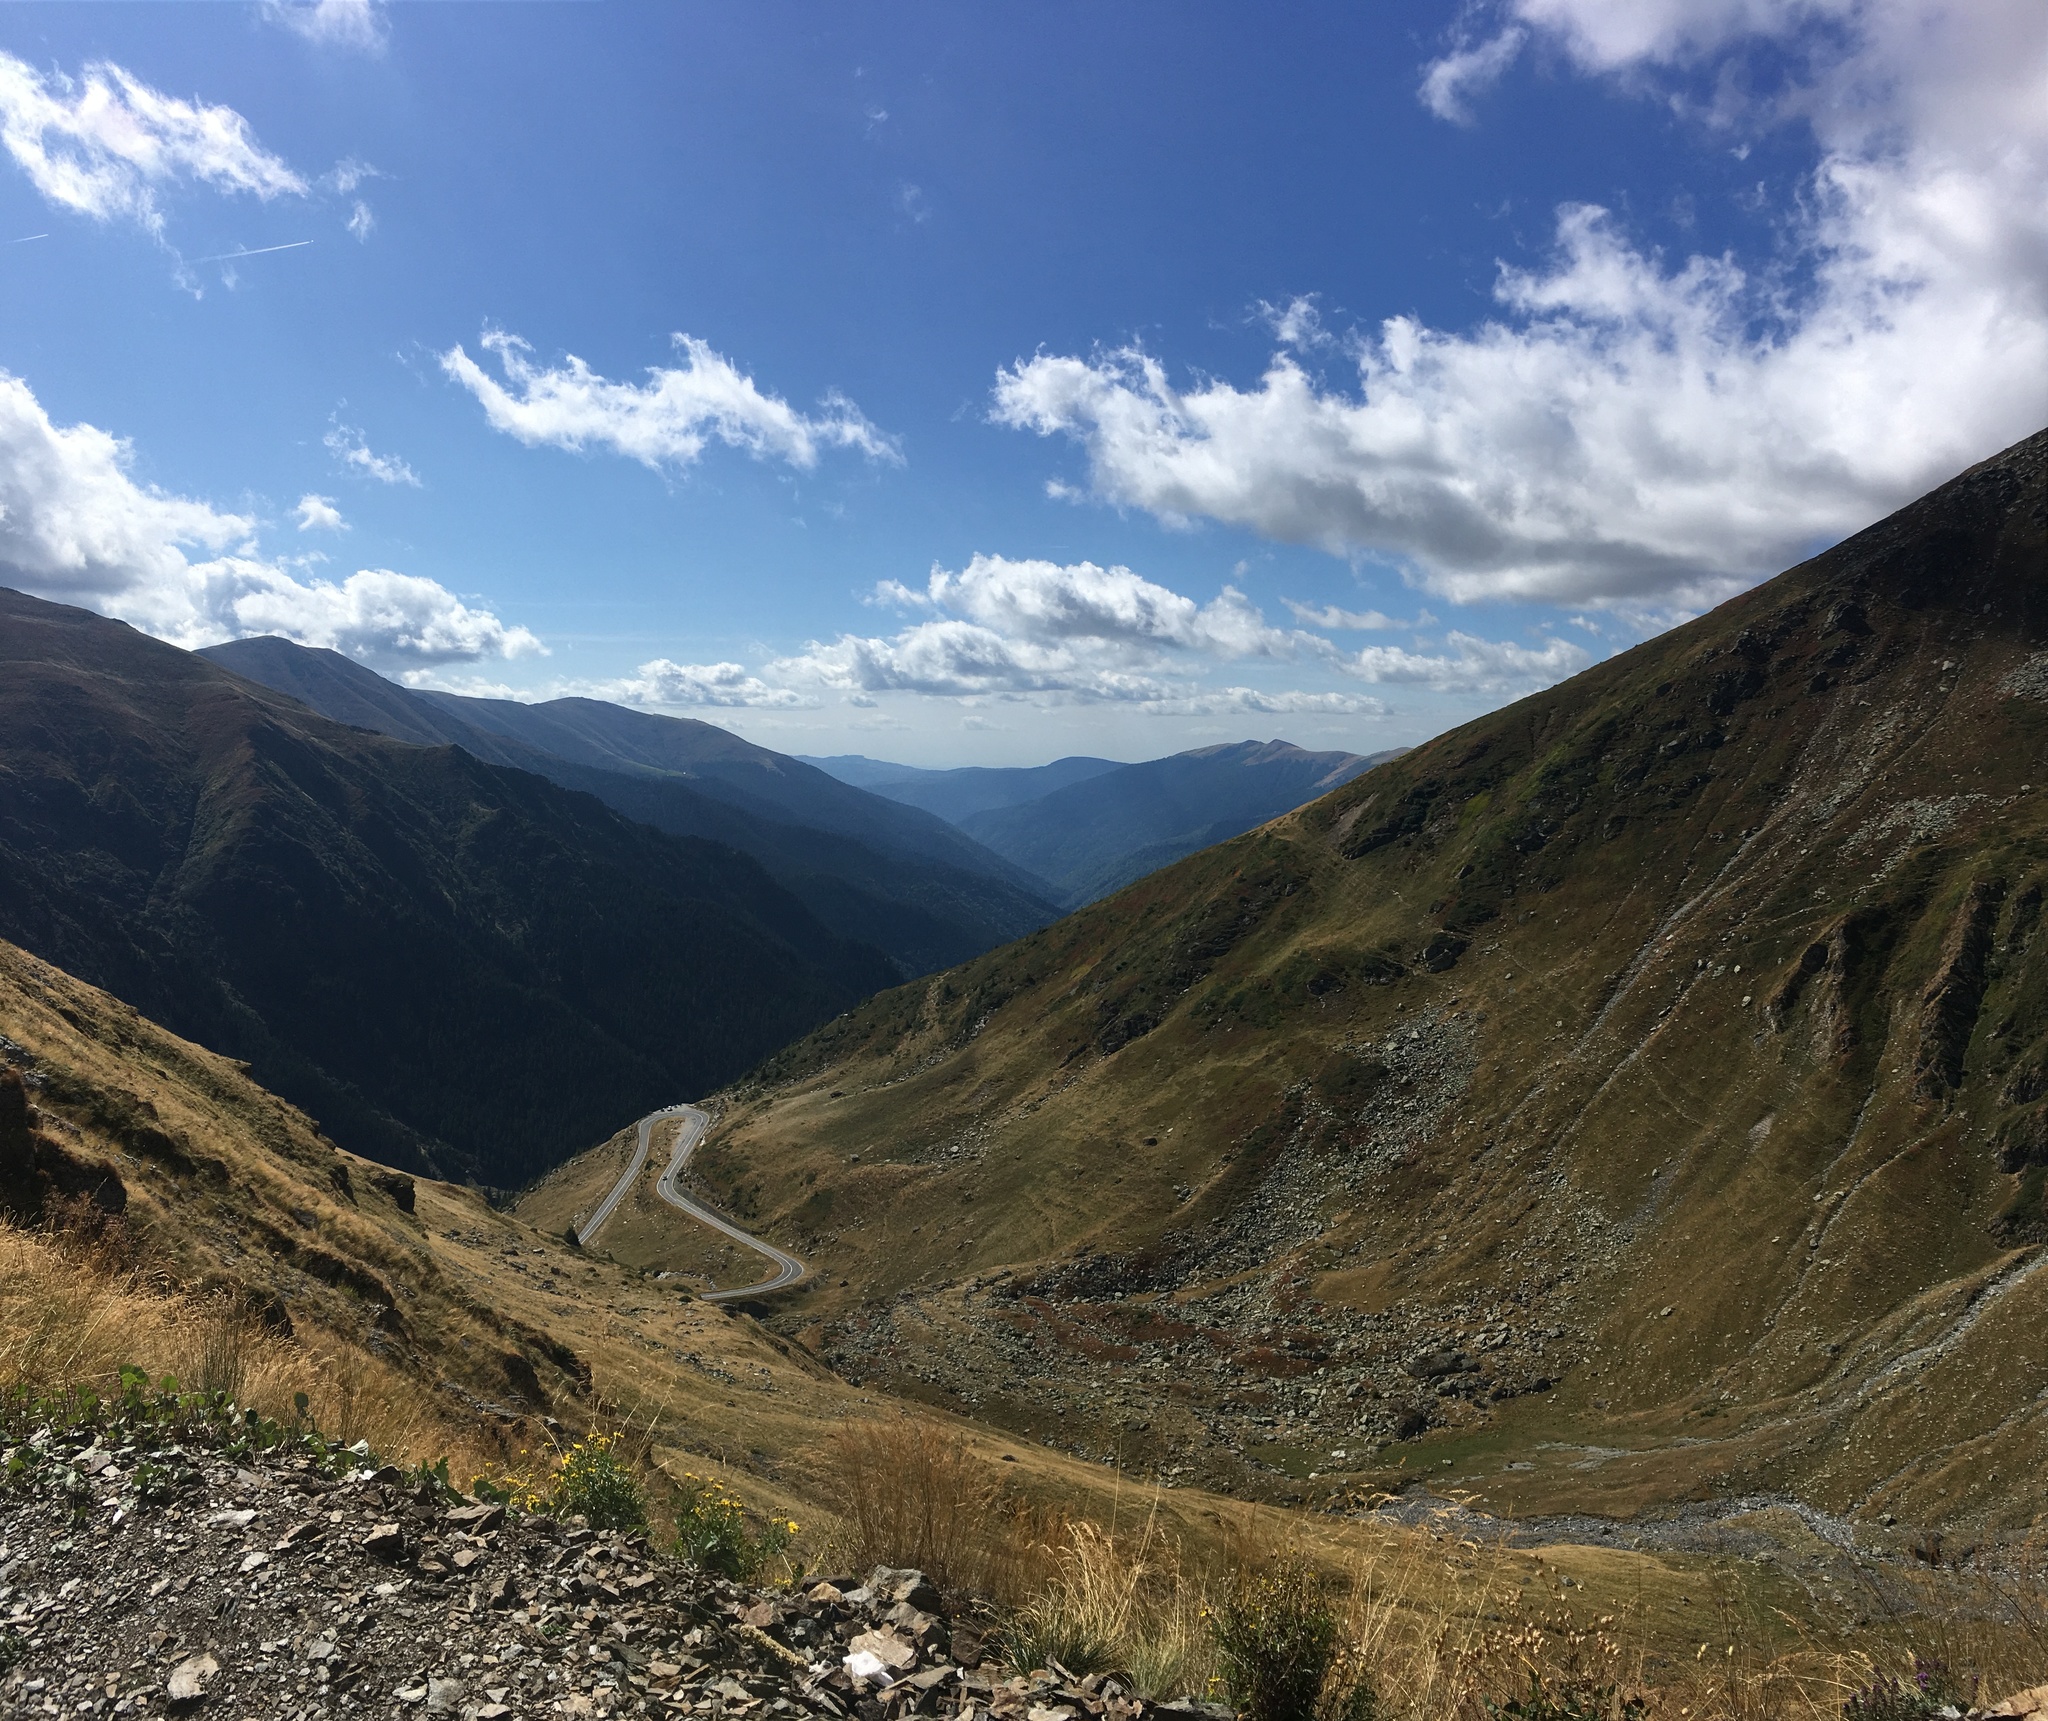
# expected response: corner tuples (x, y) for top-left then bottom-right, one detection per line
(958, 740), (1398, 906)
(201, 639), (1059, 977)
(3, 932), (1806, 1685)
(698, 427), (2048, 1534)
(0, 592), (893, 1183)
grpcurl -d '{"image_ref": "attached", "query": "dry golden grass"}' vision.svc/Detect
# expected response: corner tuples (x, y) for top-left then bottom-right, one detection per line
(806, 1415), (2048, 1717)
(0, 1220), (494, 1477)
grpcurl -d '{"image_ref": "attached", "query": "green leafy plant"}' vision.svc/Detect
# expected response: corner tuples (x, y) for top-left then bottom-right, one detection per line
(1210, 1560), (1377, 1721)
(1487, 1674), (1648, 1720)
(548, 1432), (646, 1531)
(670, 1470), (796, 1581)
(998, 1610), (1119, 1680)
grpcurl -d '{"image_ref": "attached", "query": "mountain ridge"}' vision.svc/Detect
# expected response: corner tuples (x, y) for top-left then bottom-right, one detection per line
(200, 638), (1059, 976)
(954, 739), (1399, 906)
(0, 590), (894, 1183)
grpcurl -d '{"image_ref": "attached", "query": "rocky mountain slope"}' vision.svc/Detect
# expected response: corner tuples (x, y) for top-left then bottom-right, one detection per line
(695, 427), (2048, 1533)
(0, 592), (893, 1183)
(0, 1413), (1163, 1721)
(201, 640), (1058, 978)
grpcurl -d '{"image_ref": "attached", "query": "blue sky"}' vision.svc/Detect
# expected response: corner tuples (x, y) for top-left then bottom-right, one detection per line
(1, 1), (2043, 766)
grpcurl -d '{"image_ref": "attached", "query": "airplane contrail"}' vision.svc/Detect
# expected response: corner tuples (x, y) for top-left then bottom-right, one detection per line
(6, 234), (47, 244)
(193, 240), (313, 263)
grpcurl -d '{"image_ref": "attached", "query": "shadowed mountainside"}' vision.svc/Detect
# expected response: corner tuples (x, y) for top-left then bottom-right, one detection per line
(803, 754), (1126, 822)
(0, 591), (894, 1183)
(200, 640), (1059, 977)
(694, 426), (2048, 1534)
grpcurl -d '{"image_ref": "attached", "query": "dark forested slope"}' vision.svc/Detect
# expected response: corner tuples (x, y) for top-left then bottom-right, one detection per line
(0, 592), (893, 1183)
(202, 639), (1058, 976)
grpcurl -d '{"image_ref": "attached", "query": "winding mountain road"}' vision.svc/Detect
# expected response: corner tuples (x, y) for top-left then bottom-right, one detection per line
(576, 1104), (806, 1302)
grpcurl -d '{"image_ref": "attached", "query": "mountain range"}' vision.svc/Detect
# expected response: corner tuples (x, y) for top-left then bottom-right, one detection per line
(695, 425), (2048, 1532)
(0, 590), (893, 1185)
(201, 638), (1058, 979)
(811, 741), (1399, 906)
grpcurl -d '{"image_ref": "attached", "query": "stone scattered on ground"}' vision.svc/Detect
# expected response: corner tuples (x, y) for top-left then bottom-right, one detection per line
(0, 1422), (1232, 1721)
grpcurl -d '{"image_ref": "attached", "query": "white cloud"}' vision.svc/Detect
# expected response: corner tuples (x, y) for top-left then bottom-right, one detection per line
(0, 368), (536, 666)
(584, 659), (812, 710)
(219, 565), (541, 663)
(345, 199), (373, 241)
(1258, 295), (1335, 351)
(325, 157), (377, 195)
(902, 554), (1316, 660)
(777, 553), (1366, 703)
(1418, 26), (1528, 123)
(325, 422), (420, 487)
(0, 52), (305, 234)
(439, 329), (900, 474)
(266, 0), (388, 54)
(995, 0), (2048, 610)
(1141, 687), (1390, 717)
(294, 493), (344, 531)
(1346, 631), (1590, 693)
(1285, 599), (1397, 630)
(774, 620), (1181, 703)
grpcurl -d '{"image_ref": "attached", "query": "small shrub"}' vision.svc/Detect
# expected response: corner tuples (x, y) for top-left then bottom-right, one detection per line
(670, 1471), (796, 1581)
(475, 1432), (648, 1530)
(1487, 1674), (1648, 1720)
(998, 1608), (1119, 1680)
(549, 1433), (646, 1531)
(1211, 1560), (1377, 1721)
(825, 1418), (999, 1593)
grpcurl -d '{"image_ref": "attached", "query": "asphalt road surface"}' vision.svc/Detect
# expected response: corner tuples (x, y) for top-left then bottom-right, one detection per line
(577, 1104), (806, 1302)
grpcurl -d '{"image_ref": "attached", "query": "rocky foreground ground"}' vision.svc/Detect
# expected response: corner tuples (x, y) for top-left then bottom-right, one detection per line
(0, 1419), (1226, 1721)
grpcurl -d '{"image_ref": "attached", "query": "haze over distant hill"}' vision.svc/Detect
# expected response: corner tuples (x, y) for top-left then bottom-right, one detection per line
(802, 754), (1126, 823)
(0, 591), (894, 1184)
(818, 741), (1400, 907)
(202, 639), (1058, 978)
(704, 427), (2048, 1533)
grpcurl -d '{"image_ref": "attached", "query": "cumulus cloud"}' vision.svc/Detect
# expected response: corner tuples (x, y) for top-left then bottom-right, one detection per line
(345, 200), (373, 241)
(900, 554), (1315, 659)
(0, 368), (536, 666)
(1285, 599), (1398, 630)
(294, 493), (344, 531)
(266, 0), (388, 54)
(325, 422), (420, 487)
(440, 329), (900, 474)
(1142, 687), (1389, 717)
(582, 659), (811, 710)
(775, 553), (1378, 704)
(995, 0), (2048, 610)
(1347, 631), (1590, 693)
(774, 620), (1179, 703)
(0, 52), (305, 234)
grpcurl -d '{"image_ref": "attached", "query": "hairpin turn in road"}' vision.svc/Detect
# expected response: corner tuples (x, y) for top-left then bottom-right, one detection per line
(575, 1104), (806, 1301)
